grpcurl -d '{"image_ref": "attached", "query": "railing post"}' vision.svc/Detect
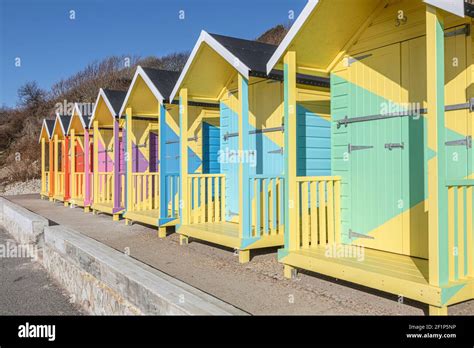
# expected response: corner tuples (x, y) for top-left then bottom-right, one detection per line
(113, 119), (121, 212)
(126, 107), (133, 212)
(64, 136), (70, 200)
(70, 129), (76, 199)
(180, 88), (189, 225)
(49, 139), (54, 198)
(54, 134), (58, 197)
(93, 120), (99, 205)
(159, 103), (167, 219)
(238, 74), (251, 240)
(284, 51), (297, 251)
(426, 5), (448, 287)
(41, 138), (46, 194)
(84, 128), (91, 206)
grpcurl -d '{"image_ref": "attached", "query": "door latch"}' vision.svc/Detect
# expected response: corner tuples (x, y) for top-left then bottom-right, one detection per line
(385, 142), (405, 151)
(445, 136), (472, 149)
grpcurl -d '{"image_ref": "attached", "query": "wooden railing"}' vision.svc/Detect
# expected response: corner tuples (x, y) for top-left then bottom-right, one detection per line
(187, 174), (226, 224)
(97, 172), (113, 204)
(120, 173), (125, 208)
(295, 176), (341, 249)
(56, 172), (65, 196)
(249, 175), (285, 237)
(71, 173), (85, 200)
(131, 173), (160, 211)
(447, 180), (474, 281)
(164, 173), (180, 218)
(42, 172), (50, 194)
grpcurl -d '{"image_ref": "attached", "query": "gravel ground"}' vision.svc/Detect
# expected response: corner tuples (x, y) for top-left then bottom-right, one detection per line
(0, 227), (82, 315)
(7, 194), (474, 315)
(0, 179), (41, 196)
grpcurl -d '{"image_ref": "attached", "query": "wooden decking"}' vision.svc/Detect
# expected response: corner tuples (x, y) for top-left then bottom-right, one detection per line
(179, 222), (284, 250)
(92, 202), (116, 215)
(124, 209), (160, 226)
(281, 246), (445, 306)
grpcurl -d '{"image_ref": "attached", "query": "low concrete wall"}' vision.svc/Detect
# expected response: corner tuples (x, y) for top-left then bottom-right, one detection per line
(43, 226), (246, 315)
(0, 197), (48, 248)
(0, 197), (245, 315)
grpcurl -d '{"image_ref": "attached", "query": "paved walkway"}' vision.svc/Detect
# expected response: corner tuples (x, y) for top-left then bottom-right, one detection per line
(5, 194), (474, 315)
(0, 227), (82, 315)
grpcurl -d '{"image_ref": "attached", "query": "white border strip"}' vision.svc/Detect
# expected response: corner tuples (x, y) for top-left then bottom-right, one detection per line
(89, 88), (117, 128)
(266, 0), (319, 74)
(169, 30), (251, 102)
(118, 66), (165, 117)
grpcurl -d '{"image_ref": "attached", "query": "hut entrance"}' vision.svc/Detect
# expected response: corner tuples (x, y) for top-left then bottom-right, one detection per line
(220, 98), (240, 223)
(346, 43), (409, 256)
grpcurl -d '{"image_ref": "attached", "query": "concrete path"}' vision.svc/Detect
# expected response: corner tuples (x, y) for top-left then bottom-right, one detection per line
(0, 227), (82, 315)
(6, 194), (474, 315)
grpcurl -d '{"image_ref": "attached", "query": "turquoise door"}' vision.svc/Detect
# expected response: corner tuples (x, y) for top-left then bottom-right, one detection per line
(347, 43), (406, 254)
(220, 101), (239, 222)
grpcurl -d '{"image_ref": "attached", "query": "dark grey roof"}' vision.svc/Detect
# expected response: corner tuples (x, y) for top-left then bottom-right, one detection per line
(103, 89), (127, 116)
(45, 119), (55, 136)
(208, 33), (277, 74)
(59, 115), (72, 134)
(81, 115), (91, 129)
(141, 68), (180, 101)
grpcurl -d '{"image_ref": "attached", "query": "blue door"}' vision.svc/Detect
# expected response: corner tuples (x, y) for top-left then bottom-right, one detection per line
(203, 122), (220, 174)
(220, 101), (239, 222)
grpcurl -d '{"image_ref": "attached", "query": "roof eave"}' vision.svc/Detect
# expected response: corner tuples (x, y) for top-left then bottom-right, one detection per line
(266, 0), (319, 74)
(169, 30), (251, 102)
(119, 66), (165, 117)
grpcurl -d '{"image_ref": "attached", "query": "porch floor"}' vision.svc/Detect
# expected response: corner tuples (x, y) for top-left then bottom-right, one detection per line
(281, 246), (448, 306)
(124, 209), (159, 226)
(68, 197), (86, 207)
(53, 194), (65, 202)
(179, 222), (284, 250)
(91, 202), (122, 215)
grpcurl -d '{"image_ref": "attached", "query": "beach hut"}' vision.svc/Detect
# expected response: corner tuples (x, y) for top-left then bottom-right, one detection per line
(39, 119), (55, 200)
(68, 103), (93, 211)
(266, 0), (474, 314)
(120, 67), (206, 236)
(169, 31), (329, 262)
(90, 89), (127, 220)
(50, 113), (71, 205)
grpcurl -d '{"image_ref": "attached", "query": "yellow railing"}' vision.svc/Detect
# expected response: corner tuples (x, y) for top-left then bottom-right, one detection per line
(131, 173), (159, 211)
(249, 175), (284, 237)
(120, 173), (125, 209)
(447, 180), (474, 281)
(97, 172), (113, 204)
(71, 173), (85, 200)
(56, 172), (65, 196)
(296, 176), (341, 249)
(42, 172), (50, 194)
(187, 174), (226, 224)
(165, 173), (180, 218)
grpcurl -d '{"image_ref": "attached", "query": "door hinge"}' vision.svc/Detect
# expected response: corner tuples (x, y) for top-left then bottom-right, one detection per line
(348, 144), (373, 153)
(385, 142), (405, 151)
(445, 136), (472, 149)
(346, 53), (373, 67)
(444, 24), (470, 38)
(445, 98), (474, 112)
(348, 229), (375, 240)
(268, 148), (284, 155)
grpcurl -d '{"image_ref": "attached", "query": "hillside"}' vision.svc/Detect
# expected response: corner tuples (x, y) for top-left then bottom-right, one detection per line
(0, 25), (288, 191)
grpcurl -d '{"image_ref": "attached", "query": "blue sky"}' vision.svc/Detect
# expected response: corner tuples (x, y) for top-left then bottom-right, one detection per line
(0, 0), (307, 107)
